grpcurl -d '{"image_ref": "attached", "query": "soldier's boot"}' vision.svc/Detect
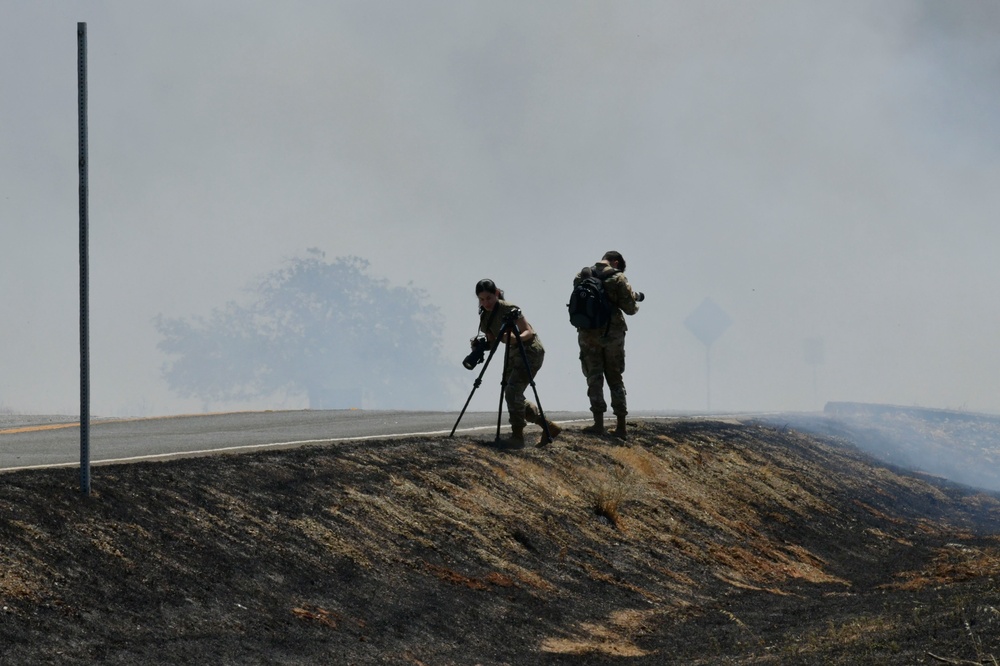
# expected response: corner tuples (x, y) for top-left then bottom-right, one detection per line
(536, 420), (561, 447)
(508, 425), (525, 446)
(582, 412), (604, 435)
(614, 414), (628, 441)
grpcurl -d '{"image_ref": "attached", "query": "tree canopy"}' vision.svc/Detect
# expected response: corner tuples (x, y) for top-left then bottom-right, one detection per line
(155, 251), (457, 409)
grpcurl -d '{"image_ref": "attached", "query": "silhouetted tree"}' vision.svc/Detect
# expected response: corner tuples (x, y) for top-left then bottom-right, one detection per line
(155, 250), (456, 409)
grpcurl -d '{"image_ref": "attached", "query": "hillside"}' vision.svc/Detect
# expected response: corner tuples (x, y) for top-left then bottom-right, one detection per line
(3, 414), (1000, 664)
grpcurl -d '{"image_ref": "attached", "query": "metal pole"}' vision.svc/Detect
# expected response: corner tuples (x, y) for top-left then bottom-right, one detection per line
(77, 22), (91, 496)
(705, 345), (711, 412)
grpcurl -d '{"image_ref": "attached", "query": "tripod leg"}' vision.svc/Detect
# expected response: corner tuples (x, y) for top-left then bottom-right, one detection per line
(495, 339), (511, 442)
(450, 338), (502, 437)
(512, 329), (553, 446)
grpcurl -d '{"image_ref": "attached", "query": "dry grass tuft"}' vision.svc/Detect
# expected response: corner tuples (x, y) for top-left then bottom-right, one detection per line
(590, 465), (638, 529)
(886, 544), (1000, 590)
(539, 608), (658, 657)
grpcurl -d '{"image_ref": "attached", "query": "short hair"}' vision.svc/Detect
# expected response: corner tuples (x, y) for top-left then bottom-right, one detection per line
(602, 251), (625, 272)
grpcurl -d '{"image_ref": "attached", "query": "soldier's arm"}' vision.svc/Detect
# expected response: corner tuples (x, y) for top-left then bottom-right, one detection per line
(509, 314), (536, 344)
(609, 274), (639, 315)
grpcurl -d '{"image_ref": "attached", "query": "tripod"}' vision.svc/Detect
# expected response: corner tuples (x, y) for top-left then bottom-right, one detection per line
(450, 312), (553, 446)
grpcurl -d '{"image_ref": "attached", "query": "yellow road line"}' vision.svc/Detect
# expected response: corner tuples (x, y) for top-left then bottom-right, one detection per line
(0, 410), (261, 435)
(0, 422), (81, 434)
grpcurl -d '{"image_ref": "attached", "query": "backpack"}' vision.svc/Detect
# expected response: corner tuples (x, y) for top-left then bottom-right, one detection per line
(567, 266), (615, 330)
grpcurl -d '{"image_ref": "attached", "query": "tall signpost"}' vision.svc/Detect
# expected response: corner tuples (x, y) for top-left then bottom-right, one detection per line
(78, 22), (91, 496)
(683, 298), (732, 412)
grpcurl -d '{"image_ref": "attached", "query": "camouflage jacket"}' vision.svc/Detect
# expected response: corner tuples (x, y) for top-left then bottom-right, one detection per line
(479, 300), (544, 356)
(574, 263), (639, 334)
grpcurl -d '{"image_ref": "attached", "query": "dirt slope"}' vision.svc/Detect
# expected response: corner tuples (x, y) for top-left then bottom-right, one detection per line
(2, 416), (1000, 664)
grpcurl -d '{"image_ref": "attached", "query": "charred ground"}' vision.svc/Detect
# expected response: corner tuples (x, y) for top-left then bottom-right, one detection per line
(3, 411), (1000, 664)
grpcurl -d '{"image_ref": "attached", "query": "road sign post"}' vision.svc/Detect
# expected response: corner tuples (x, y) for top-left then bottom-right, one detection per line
(78, 22), (91, 496)
(684, 298), (732, 411)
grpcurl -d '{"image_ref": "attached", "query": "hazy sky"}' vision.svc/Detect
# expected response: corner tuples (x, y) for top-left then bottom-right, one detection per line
(3, 1), (1000, 417)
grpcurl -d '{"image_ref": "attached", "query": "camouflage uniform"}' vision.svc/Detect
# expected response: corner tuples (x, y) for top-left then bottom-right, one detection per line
(575, 265), (640, 418)
(479, 300), (545, 429)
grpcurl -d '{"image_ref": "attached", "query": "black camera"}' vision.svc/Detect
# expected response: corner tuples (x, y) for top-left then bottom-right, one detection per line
(635, 292), (645, 302)
(502, 307), (522, 324)
(463, 334), (490, 370)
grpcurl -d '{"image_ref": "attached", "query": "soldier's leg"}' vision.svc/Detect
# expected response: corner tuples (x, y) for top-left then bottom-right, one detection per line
(610, 388), (628, 440)
(504, 363), (530, 432)
(526, 345), (543, 378)
(602, 333), (628, 439)
(519, 399), (557, 445)
(517, 346), (545, 426)
(582, 357), (607, 412)
(578, 332), (607, 433)
(604, 332), (628, 417)
(579, 358), (605, 433)
(579, 334), (607, 412)
(609, 385), (627, 417)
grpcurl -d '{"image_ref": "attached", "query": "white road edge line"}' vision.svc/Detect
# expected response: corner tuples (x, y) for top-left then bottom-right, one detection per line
(0, 423), (565, 472)
(1, 416), (703, 473)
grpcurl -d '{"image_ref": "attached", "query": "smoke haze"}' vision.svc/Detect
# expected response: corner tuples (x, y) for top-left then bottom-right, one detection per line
(3, 1), (1000, 417)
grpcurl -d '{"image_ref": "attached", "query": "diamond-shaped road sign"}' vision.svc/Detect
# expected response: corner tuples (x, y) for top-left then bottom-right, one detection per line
(684, 298), (732, 348)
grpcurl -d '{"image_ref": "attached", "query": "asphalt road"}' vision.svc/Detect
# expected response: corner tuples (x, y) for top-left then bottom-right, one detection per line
(0, 410), (593, 472)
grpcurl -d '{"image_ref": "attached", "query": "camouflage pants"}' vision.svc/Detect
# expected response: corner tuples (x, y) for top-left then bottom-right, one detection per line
(578, 329), (627, 417)
(503, 346), (544, 429)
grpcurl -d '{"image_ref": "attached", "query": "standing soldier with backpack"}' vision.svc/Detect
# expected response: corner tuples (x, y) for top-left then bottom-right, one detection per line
(569, 251), (642, 439)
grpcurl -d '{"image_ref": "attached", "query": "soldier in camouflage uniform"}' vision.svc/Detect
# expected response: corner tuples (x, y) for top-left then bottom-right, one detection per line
(574, 251), (640, 439)
(474, 279), (561, 447)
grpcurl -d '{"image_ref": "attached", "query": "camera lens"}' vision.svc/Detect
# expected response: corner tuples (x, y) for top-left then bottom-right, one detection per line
(462, 337), (488, 369)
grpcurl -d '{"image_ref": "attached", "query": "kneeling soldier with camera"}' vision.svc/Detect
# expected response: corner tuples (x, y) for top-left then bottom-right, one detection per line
(459, 279), (560, 447)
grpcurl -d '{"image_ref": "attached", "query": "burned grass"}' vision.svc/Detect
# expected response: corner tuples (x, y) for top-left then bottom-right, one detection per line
(1, 415), (1000, 663)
